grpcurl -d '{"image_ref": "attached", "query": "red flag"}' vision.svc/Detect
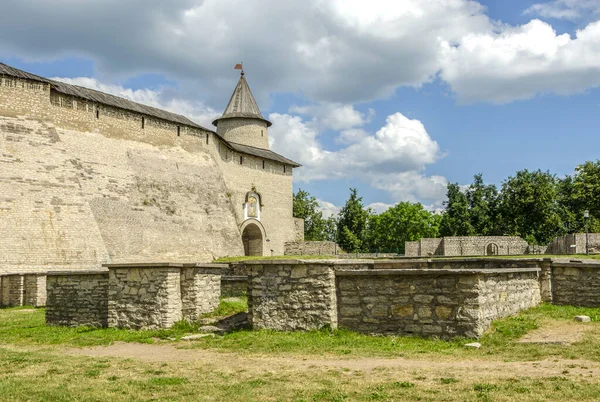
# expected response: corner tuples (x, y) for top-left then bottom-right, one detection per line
(234, 63), (243, 70)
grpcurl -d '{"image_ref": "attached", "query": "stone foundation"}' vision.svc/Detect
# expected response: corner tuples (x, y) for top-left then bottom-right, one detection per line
(0, 273), (47, 307)
(247, 261), (338, 331)
(221, 276), (248, 297)
(551, 261), (600, 307)
(46, 271), (109, 327)
(284, 241), (339, 256)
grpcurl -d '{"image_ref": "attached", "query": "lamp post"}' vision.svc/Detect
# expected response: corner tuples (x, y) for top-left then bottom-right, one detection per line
(584, 210), (590, 256)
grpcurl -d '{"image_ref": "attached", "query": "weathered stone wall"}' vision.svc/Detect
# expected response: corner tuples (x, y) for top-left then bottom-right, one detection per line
(247, 261), (338, 331)
(284, 241), (339, 256)
(181, 265), (221, 321)
(547, 233), (600, 255)
(107, 264), (183, 330)
(336, 268), (540, 338)
(294, 218), (305, 241)
(24, 273), (46, 306)
(551, 262), (600, 307)
(404, 241), (420, 257)
(405, 236), (529, 257)
(221, 276), (248, 297)
(1, 274), (24, 307)
(419, 238), (443, 256)
(45, 271), (109, 327)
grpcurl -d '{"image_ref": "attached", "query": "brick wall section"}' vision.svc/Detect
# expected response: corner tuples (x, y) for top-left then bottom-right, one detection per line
(247, 261), (338, 331)
(107, 264), (183, 330)
(419, 238), (444, 256)
(336, 268), (540, 338)
(284, 241), (339, 255)
(45, 271), (109, 327)
(551, 262), (600, 307)
(547, 234), (600, 255)
(181, 265), (221, 321)
(405, 236), (529, 257)
(24, 273), (46, 306)
(404, 241), (420, 256)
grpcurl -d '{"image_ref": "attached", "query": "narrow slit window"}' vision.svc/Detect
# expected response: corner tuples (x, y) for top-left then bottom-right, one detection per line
(262, 160), (265, 169)
(240, 155), (243, 165)
(96, 109), (99, 119)
(141, 117), (145, 129)
(206, 133), (209, 145)
(283, 165), (286, 173)
(177, 126), (181, 136)
(261, 130), (264, 137)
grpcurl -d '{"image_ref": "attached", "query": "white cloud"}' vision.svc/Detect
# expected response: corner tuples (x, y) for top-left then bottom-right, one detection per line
(269, 111), (446, 206)
(367, 202), (395, 214)
(2, 1), (600, 105)
(52, 77), (219, 128)
(524, 0), (600, 22)
(317, 199), (340, 218)
(439, 19), (600, 103)
(290, 103), (374, 131)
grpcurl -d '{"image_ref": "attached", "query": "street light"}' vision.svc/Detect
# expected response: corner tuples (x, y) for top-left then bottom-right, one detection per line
(584, 210), (590, 256)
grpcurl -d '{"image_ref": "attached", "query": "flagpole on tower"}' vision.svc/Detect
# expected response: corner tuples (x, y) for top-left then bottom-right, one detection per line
(234, 62), (244, 75)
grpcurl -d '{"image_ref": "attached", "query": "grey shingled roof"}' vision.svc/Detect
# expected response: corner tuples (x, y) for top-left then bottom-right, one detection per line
(229, 142), (301, 167)
(212, 72), (272, 127)
(0, 62), (299, 167)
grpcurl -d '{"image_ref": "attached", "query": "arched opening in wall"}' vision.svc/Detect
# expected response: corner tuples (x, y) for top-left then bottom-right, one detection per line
(242, 223), (263, 256)
(486, 243), (499, 256)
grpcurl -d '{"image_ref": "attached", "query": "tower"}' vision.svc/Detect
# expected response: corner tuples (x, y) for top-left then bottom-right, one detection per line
(212, 69), (272, 150)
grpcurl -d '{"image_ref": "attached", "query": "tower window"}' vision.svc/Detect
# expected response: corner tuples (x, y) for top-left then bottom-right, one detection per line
(283, 165), (286, 173)
(261, 130), (264, 137)
(240, 155), (243, 165)
(141, 117), (145, 129)
(96, 109), (99, 119)
(177, 126), (181, 136)
(262, 160), (265, 169)
(206, 133), (209, 145)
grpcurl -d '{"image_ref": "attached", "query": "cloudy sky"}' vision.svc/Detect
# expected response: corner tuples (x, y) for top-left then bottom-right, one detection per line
(2, 0), (600, 215)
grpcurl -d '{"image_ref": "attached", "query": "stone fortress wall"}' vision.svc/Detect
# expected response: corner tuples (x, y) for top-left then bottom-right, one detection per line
(546, 233), (600, 255)
(0, 68), (297, 274)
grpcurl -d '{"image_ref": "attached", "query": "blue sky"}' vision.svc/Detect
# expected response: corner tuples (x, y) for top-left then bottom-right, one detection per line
(1, 0), (599, 215)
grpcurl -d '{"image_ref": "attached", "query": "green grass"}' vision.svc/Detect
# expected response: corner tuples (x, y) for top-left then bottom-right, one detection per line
(2, 304), (600, 401)
(200, 296), (248, 318)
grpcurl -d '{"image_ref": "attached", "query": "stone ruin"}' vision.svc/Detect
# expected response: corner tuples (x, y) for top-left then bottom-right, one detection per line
(2, 257), (598, 339)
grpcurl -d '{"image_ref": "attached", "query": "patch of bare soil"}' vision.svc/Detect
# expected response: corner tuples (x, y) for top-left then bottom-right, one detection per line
(64, 342), (600, 380)
(518, 320), (593, 345)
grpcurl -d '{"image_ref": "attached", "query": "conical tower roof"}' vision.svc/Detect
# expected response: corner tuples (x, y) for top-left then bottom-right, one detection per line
(212, 72), (272, 127)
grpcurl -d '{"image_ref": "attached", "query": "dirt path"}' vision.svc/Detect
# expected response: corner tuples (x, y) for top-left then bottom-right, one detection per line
(64, 342), (600, 380)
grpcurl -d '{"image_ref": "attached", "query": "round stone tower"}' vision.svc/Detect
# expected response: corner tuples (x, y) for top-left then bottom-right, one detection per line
(212, 70), (272, 150)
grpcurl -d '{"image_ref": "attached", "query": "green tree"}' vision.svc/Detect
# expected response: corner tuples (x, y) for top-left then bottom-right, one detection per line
(367, 202), (440, 253)
(336, 188), (371, 252)
(439, 183), (473, 236)
(293, 189), (333, 241)
(498, 169), (565, 244)
(558, 160), (600, 233)
(466, 174), (500, 235)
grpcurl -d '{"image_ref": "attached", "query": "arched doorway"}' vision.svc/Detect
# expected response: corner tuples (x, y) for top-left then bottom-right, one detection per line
(486, 243), (499, 256)
(242, 223), (263, 256)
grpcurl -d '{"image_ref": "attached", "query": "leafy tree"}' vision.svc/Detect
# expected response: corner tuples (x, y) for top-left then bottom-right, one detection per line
(366, 202), (440, 253)
(293, 189), (334, 241)
(466, 174), (500, 236)
(558, 160), (600, 233)
(439, 183), (473, 236)
(336, 188), (371, 252)
(498, 169), (565, 244)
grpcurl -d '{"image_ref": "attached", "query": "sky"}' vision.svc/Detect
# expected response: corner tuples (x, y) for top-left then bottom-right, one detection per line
(1, 0), (600, 217)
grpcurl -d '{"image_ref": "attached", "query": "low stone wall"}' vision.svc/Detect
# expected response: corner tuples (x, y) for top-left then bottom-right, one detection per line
(247, 261), (338, 331)
(336, 268), (540, 338)
(221, 276), (248, 297)
(0, 273), (47, 307)
(46, 263), (223, 329)
(1, 274), (24, 307)
(181, 265), (221, 321)
(284, 241), (339, 256)
(46, 271), (109, 327)
(551, 261), (600, 307)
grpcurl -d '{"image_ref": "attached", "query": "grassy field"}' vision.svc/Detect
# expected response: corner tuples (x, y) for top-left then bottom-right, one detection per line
(1, 302), (600, 401)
